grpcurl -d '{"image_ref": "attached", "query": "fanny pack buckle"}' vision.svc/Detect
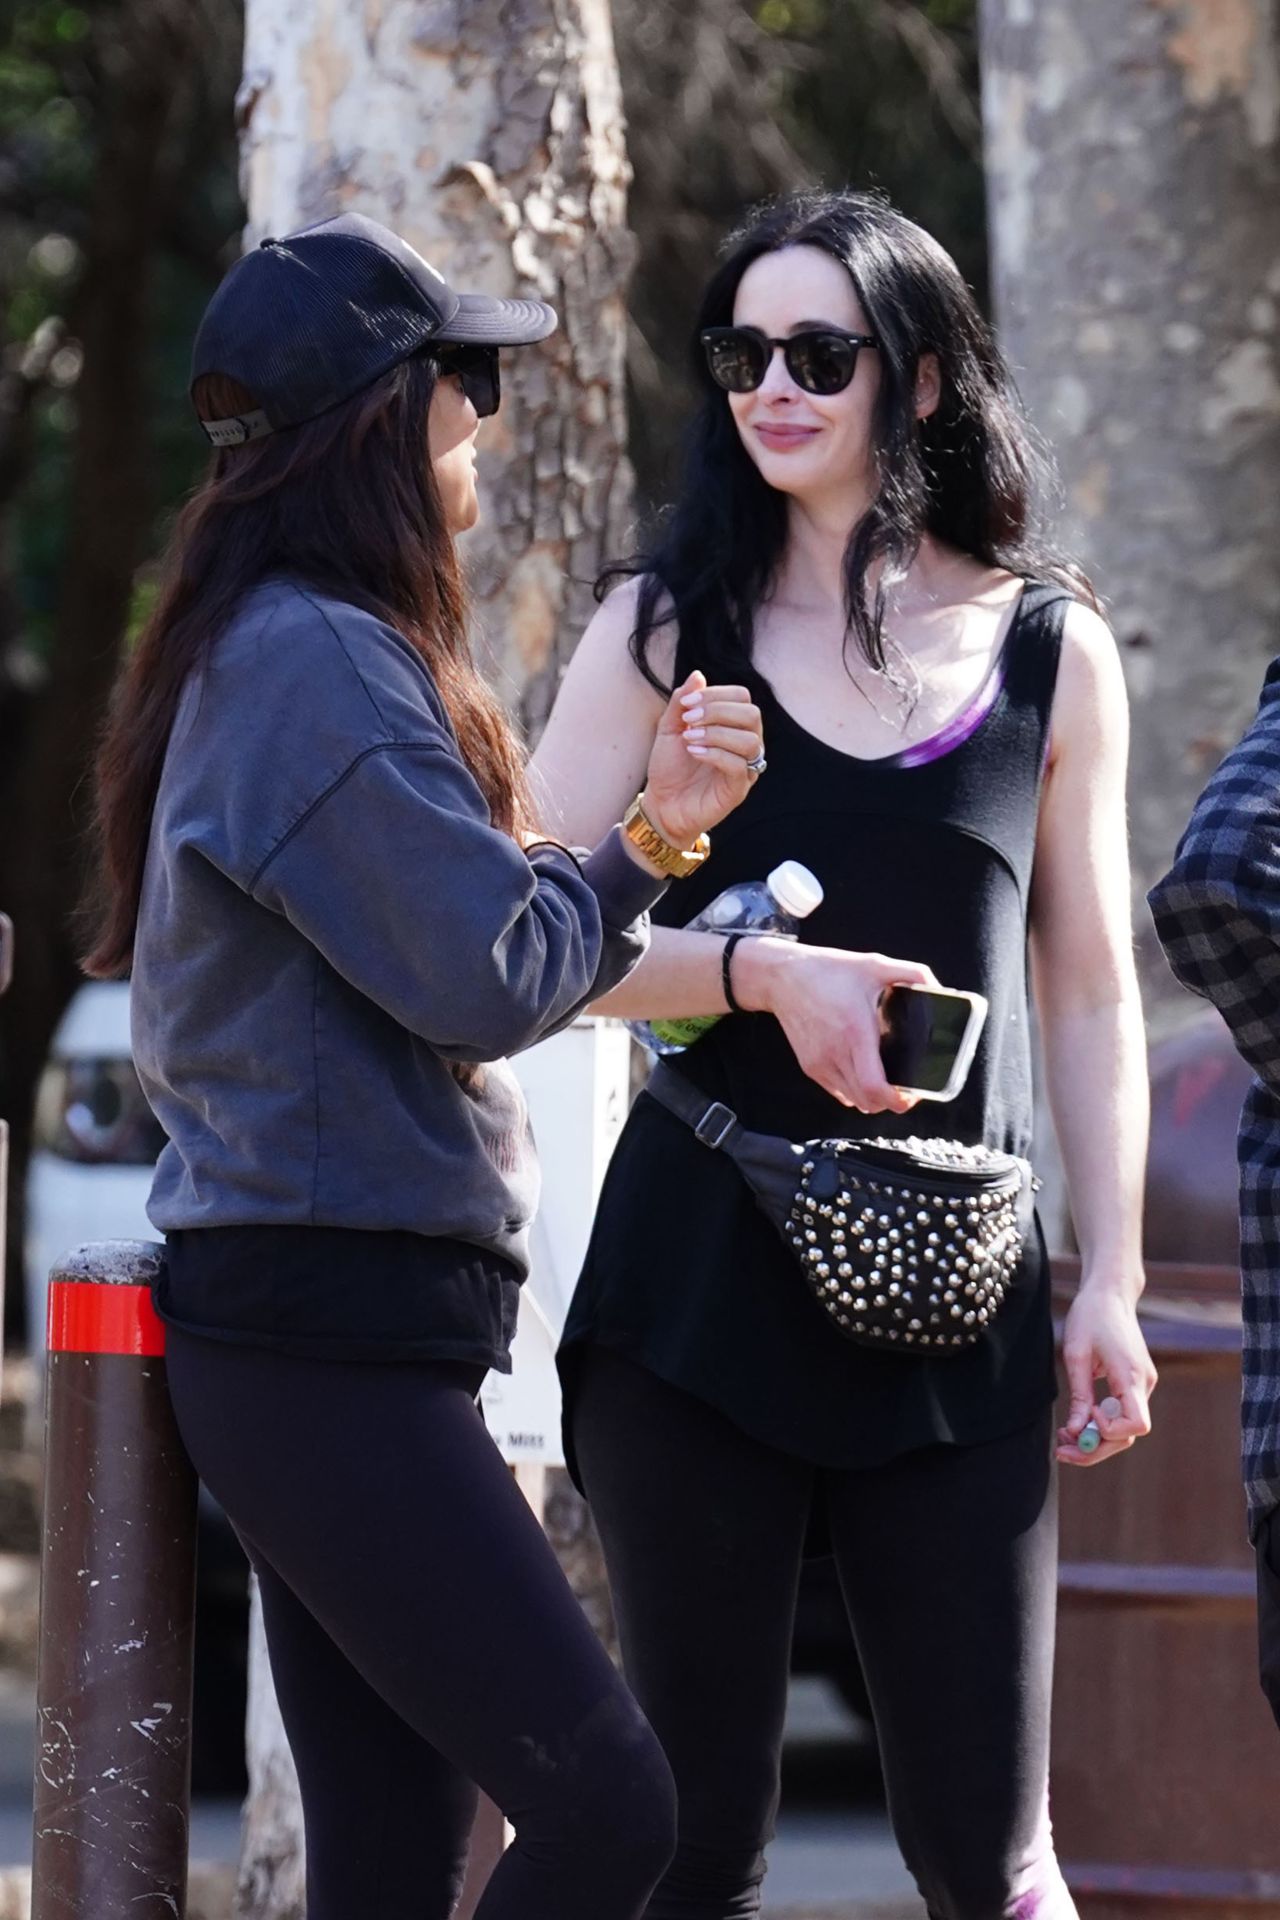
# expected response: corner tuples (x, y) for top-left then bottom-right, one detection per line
(694, 1102), (736, 1150)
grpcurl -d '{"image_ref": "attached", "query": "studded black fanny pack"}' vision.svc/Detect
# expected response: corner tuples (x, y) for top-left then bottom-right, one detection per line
(646, 1062), (1032, 1355)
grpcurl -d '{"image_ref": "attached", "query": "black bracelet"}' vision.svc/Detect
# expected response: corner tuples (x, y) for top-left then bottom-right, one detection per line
(722, 932), (747, 1015)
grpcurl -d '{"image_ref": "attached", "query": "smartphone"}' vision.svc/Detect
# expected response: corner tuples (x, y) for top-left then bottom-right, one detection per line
(878, 984), (989, 1102)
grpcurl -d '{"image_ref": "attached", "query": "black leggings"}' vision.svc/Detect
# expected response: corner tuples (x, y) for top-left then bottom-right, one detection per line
(572, 1346), (1074, 1920)
(164, 1330), (676, 1920)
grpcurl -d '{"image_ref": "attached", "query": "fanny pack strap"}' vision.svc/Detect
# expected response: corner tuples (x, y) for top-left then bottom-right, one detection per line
(647, 1060), (1033, 1191)
(646, 1060), (760, 1156)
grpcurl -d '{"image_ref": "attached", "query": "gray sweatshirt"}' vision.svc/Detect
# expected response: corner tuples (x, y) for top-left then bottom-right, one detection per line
(130, 578), (666, 1277)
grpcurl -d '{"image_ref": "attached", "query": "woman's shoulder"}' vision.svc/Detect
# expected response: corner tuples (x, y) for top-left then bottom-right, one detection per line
(1025, 591), (1126, 778)
(948, 561), (1107, 669)
(163, 583), (460, 890)
(932, 559), (1109, 724)
(1053, 595), (1124, 718)
(939, 554), (1091, 619)
(210, 578), (451, 744)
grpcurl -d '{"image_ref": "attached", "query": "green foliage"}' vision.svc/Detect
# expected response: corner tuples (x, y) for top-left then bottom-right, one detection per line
(0, 7), (88, 652)
(924, 0), (970, 24)
(757, 0), (827, 35)
(0, 0), (242, 659)
(12, 400), (72, 658)
(126, 570), (160, 650)
(52, 8), (90, 42)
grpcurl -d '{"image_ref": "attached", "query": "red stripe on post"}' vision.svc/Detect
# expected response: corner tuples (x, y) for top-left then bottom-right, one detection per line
(47, 1281), (167, 1357)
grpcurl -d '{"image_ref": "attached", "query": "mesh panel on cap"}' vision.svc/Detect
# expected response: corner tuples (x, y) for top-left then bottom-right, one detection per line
(192, 232), (448, 427)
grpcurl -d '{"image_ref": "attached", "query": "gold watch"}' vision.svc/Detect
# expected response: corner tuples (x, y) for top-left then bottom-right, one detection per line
(622, 794), (710, 879)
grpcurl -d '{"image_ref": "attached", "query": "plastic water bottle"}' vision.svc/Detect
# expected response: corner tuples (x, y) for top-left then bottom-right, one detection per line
(629, 860), (824, 1056)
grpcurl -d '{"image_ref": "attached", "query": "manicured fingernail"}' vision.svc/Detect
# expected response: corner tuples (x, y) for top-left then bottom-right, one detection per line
(687, 744), (708, 756)
(682, 705), (704, 722)
(680, 690), (703, 707)
(683, 725), (705, 739)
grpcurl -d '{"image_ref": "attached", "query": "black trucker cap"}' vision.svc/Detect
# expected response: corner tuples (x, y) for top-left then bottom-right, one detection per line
(191, 211), (558, 448)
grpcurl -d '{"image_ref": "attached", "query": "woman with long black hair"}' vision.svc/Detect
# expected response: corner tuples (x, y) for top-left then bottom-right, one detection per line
(82, 212), (765, 1920)
(533, 191), (1157, 1919)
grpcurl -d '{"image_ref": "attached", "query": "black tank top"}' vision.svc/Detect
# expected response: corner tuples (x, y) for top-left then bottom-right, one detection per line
(559, 581), (1070, 1473)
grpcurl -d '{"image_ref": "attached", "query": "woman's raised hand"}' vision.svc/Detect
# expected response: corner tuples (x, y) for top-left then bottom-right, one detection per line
(733, 940), (939, 1115)
(640, 671), (764, 851)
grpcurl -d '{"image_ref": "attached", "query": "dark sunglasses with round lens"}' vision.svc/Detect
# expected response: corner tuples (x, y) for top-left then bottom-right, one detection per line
(434, 344), (501, 418)
(701, 325), (878, 397)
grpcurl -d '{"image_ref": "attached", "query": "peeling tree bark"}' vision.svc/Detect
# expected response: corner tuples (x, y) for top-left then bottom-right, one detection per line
(235, 5), (633, 1913)
(979, 0), (1280, 1031)
(239, 0), (634, 736)
(237, 1579), (304, 1920)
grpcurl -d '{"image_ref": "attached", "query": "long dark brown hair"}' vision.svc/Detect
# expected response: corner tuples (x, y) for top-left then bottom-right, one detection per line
(83, 353), (533, 980)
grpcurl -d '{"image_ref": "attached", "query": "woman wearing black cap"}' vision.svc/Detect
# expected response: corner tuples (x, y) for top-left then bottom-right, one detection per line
(82, 213), (764, 1920)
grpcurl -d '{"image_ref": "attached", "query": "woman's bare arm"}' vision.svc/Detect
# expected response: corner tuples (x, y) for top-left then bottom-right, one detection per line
(530, 580), (749, 1016)
(529, 579), (672, 846)
(1029, 599), (1156, 1465)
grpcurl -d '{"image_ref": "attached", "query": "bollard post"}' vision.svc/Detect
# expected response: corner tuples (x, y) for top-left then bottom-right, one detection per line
(32, 1240), (198, 1920)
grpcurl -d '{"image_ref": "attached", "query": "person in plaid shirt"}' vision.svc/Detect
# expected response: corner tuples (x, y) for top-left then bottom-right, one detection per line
(1148, 656), (1280, 1725)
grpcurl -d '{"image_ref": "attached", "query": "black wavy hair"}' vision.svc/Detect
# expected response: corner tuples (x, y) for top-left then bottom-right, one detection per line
(605, 189), (1088, 694)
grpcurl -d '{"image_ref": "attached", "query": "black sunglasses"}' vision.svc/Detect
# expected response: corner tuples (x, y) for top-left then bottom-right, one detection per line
(701, 325), (878, 397)
(434, 343), (501, 418)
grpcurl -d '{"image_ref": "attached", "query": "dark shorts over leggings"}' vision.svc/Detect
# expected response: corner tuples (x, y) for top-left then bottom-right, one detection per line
(164, 1329), (676, 1920)
(572, 1345), (1075, 1920)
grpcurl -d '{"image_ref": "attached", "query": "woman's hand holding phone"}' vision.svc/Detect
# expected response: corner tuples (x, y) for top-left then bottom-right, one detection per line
(731, 941), (938, 1113)
(640, 671), (764, 850)
(878, 983), (988, 1101)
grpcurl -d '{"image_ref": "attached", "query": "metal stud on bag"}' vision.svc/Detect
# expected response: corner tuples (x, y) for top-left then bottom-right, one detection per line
(787, 1135), (1024, 1352)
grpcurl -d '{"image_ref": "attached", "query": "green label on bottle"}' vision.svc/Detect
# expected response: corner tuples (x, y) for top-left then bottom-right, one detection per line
(646, 1012), (723, 1050)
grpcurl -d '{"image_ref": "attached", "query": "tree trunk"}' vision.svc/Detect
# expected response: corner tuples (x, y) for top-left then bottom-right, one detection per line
(979, 0), (1280, 1036)
(239, 0), (633, 735)
(235, 4), (632, 1910)
(237, 1582), (304, 1920)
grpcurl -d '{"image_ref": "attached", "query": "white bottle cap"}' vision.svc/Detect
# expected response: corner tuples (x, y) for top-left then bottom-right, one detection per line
(767, 861), (824, 919)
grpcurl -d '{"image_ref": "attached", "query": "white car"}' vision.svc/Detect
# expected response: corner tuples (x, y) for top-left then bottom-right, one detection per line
(27, 979), (162, 1363)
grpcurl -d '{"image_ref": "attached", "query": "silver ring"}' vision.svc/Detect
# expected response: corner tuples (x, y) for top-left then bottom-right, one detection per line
(746, 752), (767, 776)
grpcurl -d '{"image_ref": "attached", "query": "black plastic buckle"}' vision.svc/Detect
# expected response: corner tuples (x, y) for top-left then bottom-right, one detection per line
(694, 1102), (736, 1150)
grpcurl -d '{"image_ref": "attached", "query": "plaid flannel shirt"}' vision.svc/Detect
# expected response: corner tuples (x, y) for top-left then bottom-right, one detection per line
(1148, 657), (1280, 1540)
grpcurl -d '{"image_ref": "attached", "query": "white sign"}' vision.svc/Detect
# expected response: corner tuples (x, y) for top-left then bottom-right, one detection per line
(481, 1018), (632, 1464)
